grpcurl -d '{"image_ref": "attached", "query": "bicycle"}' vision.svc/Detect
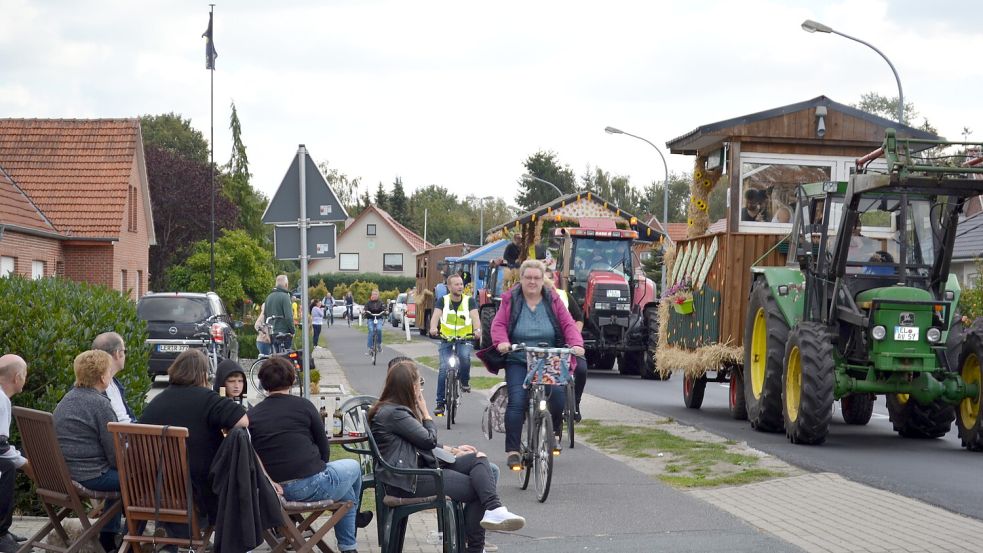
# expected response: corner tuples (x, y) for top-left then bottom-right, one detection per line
(191, 314), (225, 384)
(365, 310), (387, 366)
(248, 315), (304, 397)
(345, 304), (353, 327)
(509, 343), (574, 503)
(432, 334), (473, 430)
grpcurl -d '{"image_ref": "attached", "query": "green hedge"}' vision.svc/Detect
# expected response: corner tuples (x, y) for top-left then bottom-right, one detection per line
(0, 276), (152, 514)
(308, 272), (414, 293)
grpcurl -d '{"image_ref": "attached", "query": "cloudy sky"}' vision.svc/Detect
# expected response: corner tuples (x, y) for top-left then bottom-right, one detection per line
(3, 0), (981, 206)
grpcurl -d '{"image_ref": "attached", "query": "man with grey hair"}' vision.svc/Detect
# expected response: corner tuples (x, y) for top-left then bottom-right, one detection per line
(264, 275), (294, 346)
(1, 354), (31, 552)
(91, 332), (135, 423)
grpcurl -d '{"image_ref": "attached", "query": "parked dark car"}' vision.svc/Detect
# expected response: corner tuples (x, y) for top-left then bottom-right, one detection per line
(137, 292), (240, 378)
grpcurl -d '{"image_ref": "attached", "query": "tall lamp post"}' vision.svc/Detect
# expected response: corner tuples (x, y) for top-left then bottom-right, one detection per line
(478, 195), (494, 245)
(521, 173), (565, 199)
(801, 19), (904, 123)
(604, 126), (669, 293)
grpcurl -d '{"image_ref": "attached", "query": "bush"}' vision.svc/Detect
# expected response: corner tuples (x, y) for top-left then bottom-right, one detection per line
(960, 259), (983, 320)
(349, 281), (376, 304)
(238, 328), (260, 359)
(309, 279), (329, 302)
(0, 276), (152, 514)
(308, 272), (414, 293)
(380, 290), (398, 303)
(332, 283), (350, 301)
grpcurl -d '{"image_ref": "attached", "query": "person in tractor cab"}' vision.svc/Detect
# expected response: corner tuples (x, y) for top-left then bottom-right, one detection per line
(544, 268), (588, 422)
(429, 274), (482, 416)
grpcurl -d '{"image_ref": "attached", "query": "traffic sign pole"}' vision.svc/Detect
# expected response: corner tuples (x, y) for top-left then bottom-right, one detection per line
(298, 145), (311, 399)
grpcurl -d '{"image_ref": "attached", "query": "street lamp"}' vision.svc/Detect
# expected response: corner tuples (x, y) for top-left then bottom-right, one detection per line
(478, 195), (494, 245)
(801, 19), (904, 124)
(521, 173), (565, 199)
(604, 126), (670, 294)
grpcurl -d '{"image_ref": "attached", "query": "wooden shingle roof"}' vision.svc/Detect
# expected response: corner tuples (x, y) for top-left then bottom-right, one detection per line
(0, 119), (142, 238)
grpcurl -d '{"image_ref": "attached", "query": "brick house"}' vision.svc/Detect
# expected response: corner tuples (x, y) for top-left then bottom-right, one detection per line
(0, 119), (155, 299)
(308, 205), (430, 278)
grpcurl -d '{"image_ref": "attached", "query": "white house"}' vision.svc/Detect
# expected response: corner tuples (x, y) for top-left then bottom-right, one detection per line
(308, 205), (430, 278)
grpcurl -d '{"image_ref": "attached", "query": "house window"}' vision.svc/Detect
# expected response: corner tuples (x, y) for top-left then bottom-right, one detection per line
(121, 269), (128, 296)
(383, 253), (404, 272)
(366, 224), (377, 236)
(1, 256), (14, 278)
(31, 260), (44, 280)
(137, 270), (143, 297)
(128, 186), (138, 232)
(339, 253), (359, 271)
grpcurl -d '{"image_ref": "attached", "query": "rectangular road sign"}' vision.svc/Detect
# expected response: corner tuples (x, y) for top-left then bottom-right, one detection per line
(262, 147), (348, 224)
(273, 224), (336, 260)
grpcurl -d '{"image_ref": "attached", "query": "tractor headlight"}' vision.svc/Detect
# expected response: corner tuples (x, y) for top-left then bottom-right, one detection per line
(615, 303), (630, 311)
(871, 325), (887, 341)
(926, 327), (942, 344)
(595, 302), (610, 311)
(944, 290), (955, 301)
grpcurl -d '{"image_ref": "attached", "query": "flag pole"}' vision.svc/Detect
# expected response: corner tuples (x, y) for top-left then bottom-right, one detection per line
(208, 4), (216, 293)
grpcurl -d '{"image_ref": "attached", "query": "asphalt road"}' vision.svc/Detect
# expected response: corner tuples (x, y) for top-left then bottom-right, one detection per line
(325, 324), (799, 553)
(586, 364), (983, 521)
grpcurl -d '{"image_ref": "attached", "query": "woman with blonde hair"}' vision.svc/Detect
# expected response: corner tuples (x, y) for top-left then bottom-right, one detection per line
(53, 350), (123, 551)
(491, 259), (585, 469)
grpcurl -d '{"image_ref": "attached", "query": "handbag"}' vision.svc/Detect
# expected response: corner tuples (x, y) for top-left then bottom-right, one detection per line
(476, 345), (507, 374)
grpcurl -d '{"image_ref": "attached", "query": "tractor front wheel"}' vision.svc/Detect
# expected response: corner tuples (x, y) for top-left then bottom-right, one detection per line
(840, 394), (875, 425)
(618, 352), (642, 376)
(479, 306), (496, 349)
(886, 394), (954, 439)
(743, 281), (787, 433)
(782, 322), (835, 445)
(594, 353), (616, 371)
(956, 330), (983, 450)
(641, 306), (666, 380)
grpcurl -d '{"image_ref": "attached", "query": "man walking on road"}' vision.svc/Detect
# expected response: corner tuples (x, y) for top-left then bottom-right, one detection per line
(264, 275), (294, 349)
(429, 274), (481, 416)
(91, 332), (135, 423)
(0, 354), (31, 553)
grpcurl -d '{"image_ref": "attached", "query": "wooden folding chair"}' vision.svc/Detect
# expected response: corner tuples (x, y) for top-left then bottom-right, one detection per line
(12, 407), (123, 553)
(107, 423), (212, 553)
(253, 455), (353, 553)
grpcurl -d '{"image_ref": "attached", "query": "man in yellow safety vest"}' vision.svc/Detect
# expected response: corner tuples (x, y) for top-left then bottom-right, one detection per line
(428, 274), (481, 416)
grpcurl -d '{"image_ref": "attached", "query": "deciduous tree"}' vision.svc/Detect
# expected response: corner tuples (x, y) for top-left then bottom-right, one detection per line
(516, 151), (576, 211)
(140, 113), (210, 163)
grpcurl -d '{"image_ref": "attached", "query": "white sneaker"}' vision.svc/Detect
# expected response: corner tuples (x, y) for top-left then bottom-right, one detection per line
(480, 506), (525, 531)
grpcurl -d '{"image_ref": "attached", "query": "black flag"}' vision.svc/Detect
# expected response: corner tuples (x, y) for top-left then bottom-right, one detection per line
(203, 12), (217, 70)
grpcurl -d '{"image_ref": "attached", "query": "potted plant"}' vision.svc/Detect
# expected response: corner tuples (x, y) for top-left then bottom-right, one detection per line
(309, 368), (322, 394)
(664, 278), (695, 315)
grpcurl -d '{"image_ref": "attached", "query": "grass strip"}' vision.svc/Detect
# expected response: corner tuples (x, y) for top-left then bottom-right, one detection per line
(576, 419), (785, 489)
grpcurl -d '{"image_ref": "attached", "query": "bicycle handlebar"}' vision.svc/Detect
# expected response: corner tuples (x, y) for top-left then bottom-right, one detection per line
(509, 344), (575, 355)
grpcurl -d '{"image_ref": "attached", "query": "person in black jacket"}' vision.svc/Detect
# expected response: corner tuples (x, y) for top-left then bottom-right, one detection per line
(249, 357), (369, 553)
(368, 360), (525, 553)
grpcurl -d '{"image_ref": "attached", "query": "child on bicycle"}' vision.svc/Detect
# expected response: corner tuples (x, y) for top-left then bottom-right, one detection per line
(363, 289), (387, 356)
(429, 273), (481, 416)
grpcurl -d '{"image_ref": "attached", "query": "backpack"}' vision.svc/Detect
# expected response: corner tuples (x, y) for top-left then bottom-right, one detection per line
(480, 382), (509, 440)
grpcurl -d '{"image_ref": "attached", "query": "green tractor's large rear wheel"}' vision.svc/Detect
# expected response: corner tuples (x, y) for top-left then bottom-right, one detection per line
(886, 393), (955, 439)
(743, 281), (787, 433)
(956, 331), (983, 450)
(782, 322), (834, 445)
(840, 394), (875, 425)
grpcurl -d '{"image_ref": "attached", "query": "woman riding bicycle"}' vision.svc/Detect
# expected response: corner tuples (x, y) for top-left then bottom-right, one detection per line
(490, 259), (584, 470)
(364, 289), (387, 356)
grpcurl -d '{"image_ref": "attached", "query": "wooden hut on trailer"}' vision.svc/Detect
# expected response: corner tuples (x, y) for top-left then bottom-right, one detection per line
(659, 95), (938, 409)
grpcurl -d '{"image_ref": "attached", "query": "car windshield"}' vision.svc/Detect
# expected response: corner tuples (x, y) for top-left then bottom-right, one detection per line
(137, 297), (210, 323)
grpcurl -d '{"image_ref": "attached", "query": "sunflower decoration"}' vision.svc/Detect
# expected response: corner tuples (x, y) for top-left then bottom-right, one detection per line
(686, 156), (723, 238)
(693, 198), (708, 212)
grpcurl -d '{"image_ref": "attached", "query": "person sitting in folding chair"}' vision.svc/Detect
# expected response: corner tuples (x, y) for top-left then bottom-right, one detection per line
(249, 356), (371, 553)
(53, 350), (126, 553)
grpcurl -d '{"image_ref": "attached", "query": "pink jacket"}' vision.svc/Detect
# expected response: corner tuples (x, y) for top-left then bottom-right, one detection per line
(491, 286), (584, 348)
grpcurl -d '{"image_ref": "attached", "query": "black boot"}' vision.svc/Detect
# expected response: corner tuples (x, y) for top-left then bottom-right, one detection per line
(98, 532), (119, 553)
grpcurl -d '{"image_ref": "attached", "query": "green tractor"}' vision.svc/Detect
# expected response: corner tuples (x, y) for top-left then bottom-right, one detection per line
(745, 130), (983, 448)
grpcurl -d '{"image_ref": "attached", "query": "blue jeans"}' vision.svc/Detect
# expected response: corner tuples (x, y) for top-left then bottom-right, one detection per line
(79, 469), (122, 533)
(504, 361), (566, 453)
(435, 340), (473, 404)
(280, 459), (361, 551)
(256, 341), (272, 356)
(367, 320), (383, 350)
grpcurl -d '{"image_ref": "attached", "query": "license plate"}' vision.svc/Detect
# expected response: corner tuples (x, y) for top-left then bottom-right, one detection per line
(606, 290), (620, 298)
(894, 327), (919, 341)
(158, 344), (189, 353)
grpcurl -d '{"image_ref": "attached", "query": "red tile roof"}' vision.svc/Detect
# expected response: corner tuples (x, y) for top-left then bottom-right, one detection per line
(0, 119), (141, 238)
(343, 205), (431, 251)
(0, 166), (56, 234)
(644, 216), (688, 243)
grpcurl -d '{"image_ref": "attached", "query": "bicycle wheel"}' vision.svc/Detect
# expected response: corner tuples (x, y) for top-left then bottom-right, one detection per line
(517, 417), (531, 490)
(535, 413), (555, 503)
(565, 380), (576, 449)
(445, 370), (456, 430)
(248, 357), (268, 398)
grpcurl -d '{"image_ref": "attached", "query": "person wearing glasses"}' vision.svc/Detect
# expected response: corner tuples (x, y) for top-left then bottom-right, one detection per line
(91, 332), (135, 423)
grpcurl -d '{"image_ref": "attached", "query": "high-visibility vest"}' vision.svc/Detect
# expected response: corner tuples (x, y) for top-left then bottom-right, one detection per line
(439, 295), (473, 338)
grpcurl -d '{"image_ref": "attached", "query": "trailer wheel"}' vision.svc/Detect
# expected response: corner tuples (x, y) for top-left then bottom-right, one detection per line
(683, 373), (707, 409)
(886, 393), (954, 439)
(642, 306), (666, 380)
(840, 393), (875, 425)
(479, 305), (496, 349)
(743, 281), (787, 433)
(728, 366), (747, 420)
(782, 322), (834, 445)
(956, 330), (983, 450)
